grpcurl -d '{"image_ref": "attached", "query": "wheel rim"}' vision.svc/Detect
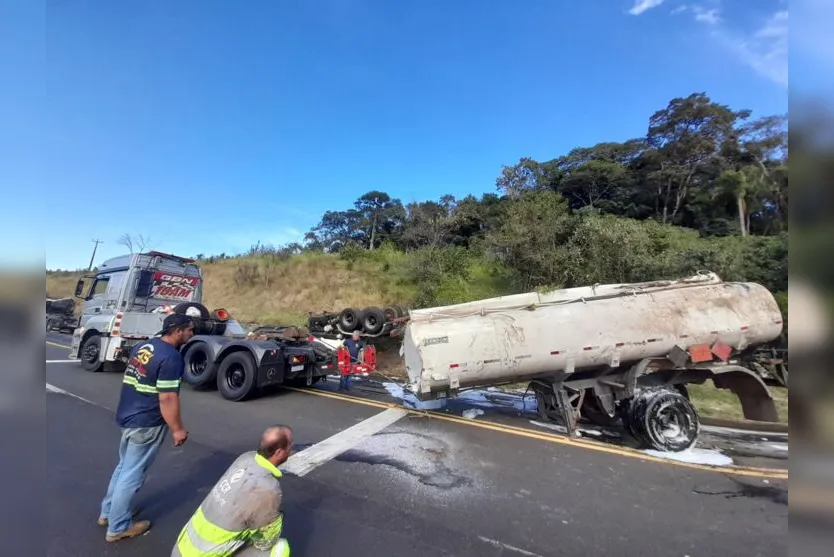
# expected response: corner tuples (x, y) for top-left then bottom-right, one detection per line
(82, 341), (99, 365)
(646, 400), (695, 449)
(225, 364), (246, 390)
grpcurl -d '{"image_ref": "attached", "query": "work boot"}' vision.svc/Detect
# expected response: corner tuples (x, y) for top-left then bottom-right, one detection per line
(105, 520), (151, 542)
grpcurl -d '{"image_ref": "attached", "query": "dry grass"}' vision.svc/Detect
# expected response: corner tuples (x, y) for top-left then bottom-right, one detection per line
(46, 252), (416, 325)
(688, 382), (789, 423)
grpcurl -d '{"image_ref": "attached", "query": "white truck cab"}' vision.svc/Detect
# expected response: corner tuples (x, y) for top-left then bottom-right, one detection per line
(69, 251), (207, 372)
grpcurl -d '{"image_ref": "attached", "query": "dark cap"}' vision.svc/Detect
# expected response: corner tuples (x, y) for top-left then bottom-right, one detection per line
(156, 313), (194, 336)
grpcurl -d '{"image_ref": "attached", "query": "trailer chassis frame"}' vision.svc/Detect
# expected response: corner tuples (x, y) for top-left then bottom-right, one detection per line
(530, 357), (779, 438)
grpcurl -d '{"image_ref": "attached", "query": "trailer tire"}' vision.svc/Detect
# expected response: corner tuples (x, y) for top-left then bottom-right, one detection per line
(391, 304), (406, 318)
(216, 351), (257, 401)
(627, 388), (700, 452)
(383, 306), (399, 322)
(80, 334), (104, 373)
(182, 343), (217, 388)
(361, 307), (386, 334)
(338, 308), (363, 331)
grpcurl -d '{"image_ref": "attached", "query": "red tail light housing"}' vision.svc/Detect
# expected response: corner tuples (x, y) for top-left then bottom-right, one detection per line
(213, 308), (230, 321)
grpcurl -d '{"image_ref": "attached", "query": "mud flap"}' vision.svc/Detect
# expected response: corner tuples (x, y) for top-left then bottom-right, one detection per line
(708, 365), (780, 422)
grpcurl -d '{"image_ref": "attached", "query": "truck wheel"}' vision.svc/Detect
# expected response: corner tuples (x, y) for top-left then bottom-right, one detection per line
(182, 343), (217, 388)
(338, 308), (363, 331)
(627, 388), (700, 452)
(383, 306), (399, 321)
(80, 334), (104, 373)
(361, 307), (386, 334)
(216, 352), (257, 401)
(391, 305), (406, 318)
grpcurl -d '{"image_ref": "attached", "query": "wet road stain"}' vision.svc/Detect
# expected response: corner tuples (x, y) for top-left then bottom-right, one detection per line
(334, 430), (473, 489)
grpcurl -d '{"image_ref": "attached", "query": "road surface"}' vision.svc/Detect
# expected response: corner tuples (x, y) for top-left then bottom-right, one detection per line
(46, 334), (788, 556)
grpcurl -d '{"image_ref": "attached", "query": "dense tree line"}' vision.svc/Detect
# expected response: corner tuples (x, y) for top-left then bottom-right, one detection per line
(302, 92), (788, 304)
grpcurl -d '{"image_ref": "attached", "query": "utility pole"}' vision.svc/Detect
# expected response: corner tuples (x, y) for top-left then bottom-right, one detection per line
(88, 239), (102, 271)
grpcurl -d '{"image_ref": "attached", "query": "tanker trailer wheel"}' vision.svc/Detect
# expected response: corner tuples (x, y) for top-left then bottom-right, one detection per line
(216, 352), (257, 401)
(182, 342), (218, 389)
(626, 388), (700, 452)
(361, 307), (386, 335)
(338, 308), (363, 331)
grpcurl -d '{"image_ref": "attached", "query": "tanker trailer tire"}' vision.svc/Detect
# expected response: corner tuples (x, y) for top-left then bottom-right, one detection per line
(361, 307), (386, 335)
(383, 306), (399, 321)
(338, 308), (363, 331)
(182, 342), (218, 389)
(216, 352), (257, 402)
(626, 388), (700, 452)
(80, 334), (104, 373)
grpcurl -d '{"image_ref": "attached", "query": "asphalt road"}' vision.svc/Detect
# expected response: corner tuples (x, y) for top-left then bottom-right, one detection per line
(46, 335), (788, 557)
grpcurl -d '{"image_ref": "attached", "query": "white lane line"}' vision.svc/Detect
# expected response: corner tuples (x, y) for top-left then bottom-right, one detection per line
(477, 536), (544, 557)
(47, 359), (80, 363)
(46, 383), (101, 407)
(281, 407), (408, 478)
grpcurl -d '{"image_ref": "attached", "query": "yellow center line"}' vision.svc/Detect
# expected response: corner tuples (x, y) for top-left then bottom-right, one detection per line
(285, 386), (789, 480)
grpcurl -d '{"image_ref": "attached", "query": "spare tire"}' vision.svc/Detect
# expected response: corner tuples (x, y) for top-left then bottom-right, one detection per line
(361, 307), (386, 335)
(172, 302), (210, 320)
(338, 308), (363, 331)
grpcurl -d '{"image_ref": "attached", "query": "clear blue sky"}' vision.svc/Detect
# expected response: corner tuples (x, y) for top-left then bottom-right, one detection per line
(2, 0), (813, 270)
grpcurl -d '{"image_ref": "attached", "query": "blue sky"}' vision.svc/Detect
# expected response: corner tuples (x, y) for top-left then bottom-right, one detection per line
(1, 0), (819, 270)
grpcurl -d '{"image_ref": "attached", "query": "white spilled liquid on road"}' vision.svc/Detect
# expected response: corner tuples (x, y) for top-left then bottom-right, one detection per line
(642, 447), (734, 466)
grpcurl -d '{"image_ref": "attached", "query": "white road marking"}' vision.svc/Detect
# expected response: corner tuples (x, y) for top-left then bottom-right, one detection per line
(281, 407), (408, 477)
(46, 383), (100, 407)
(46, 359), (80, 363)
(478, 536), (544, 557)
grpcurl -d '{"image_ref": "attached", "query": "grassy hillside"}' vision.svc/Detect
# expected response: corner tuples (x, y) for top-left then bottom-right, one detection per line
(45, 246), (513, 325)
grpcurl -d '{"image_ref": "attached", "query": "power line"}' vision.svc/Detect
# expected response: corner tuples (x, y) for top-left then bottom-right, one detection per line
(88, 239), (102, 271)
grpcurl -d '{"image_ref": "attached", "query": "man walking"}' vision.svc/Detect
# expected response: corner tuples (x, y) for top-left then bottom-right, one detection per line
(339, 331), (365, 391)
(98, 313), (194, 542)
(171, 425), (294, 557)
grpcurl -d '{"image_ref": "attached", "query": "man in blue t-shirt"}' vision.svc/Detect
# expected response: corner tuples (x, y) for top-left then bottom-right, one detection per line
(339, 331), (366, 391)
(98, 313), (194, 543)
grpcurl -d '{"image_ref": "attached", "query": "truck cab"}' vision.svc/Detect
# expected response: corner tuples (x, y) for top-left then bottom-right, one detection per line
(68, 250), (332, 402)
(69, 251), (220, 372)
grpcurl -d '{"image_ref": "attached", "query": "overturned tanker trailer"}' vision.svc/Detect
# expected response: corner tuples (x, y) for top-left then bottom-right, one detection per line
(400, 272), (784, 452)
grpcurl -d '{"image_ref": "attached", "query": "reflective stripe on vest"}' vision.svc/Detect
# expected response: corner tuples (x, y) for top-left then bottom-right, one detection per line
(175, 506), (248, 557)
(271, 538), (291, 557)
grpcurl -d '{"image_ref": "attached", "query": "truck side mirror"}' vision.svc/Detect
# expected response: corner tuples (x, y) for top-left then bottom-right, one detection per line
(74, 279), (85, 298)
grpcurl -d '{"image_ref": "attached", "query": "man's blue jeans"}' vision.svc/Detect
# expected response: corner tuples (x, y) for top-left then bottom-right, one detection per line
(339, 374), (352, 390)
(100, 425), (168, 535)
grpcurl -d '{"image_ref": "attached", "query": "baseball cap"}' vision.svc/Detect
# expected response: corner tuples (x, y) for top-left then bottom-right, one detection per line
(156, 313), (194, 336)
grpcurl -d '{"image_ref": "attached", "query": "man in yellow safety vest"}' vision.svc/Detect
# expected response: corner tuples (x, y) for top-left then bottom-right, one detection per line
(171, 425), (294, 556)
